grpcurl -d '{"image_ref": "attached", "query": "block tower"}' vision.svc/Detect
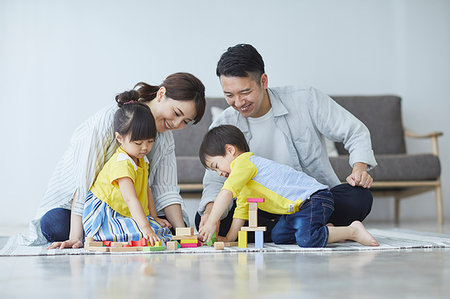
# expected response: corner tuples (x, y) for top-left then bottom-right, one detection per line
(238, 198), (266, 249)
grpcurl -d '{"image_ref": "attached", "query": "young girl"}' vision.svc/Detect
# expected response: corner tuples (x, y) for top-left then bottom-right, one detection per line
(82, 102), (172, 244)
(198, 125), (379, 248)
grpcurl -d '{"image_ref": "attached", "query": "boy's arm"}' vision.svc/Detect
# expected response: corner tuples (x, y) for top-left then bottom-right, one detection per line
(225, 218), (245, 242)
(198, 189), (233, 242)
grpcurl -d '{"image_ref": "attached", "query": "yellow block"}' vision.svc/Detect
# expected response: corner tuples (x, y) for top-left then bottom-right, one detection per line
(238, 231), (247, 248)
(180, 239), (198, 244)
(153, 241), (163, 247)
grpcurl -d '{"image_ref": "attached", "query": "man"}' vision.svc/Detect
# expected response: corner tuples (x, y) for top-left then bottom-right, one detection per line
(196, 44), (377, 241)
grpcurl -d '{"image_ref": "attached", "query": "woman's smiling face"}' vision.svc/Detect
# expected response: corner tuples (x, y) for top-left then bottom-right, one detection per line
(148, 89), (197, 133)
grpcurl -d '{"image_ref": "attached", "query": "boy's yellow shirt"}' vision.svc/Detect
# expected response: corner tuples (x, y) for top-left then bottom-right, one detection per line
(90, 146), (150, 217)
(222, 152), (328, 220)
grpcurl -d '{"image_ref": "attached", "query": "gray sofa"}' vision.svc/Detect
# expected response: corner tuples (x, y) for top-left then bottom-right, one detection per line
(173, 95), (443, 223)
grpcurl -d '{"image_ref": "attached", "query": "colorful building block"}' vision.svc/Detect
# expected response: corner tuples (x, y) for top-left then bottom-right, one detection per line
(206, 232), (217, 246)
(175, 227), (194, 236)
(166, 241), (178, 250)
(254, 230), (264, 249)
(143, 246), (166, 251)
(238, 231), (248, 248)
(180, 243), (198, 248)
(247, 198), (265, 203)
(240, 226), (267, 231)
(214, 242), (225, 250)
(180, 239), (198, 244)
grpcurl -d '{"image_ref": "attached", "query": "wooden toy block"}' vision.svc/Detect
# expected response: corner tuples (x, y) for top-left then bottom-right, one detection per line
(248, 202), (258, 211)
(85, 241), (104, 247)
(224, 242), (239, 247)
(110, 246), (141, 252)
(143, 246), (166, 251)
(166, 241), (178, 250)
(240, 226), (267, 231)
(85, 237), (94, 243)
(180, 243), (198, 248)
(172, 235), (198, 241)
(206, 232), (217, 246)
(175, 227), (194, 236)
(255, 230), (264, 249)
(110, 242), (128, 248)
(180, 239), (198, 244)
(214, 242), (225, 250)
(247, 198), (264, 203)
(153, 241), (163, 247)
(238, 231), (247, 248)
(87, 246), (110, 252)
(248, 210), (258, 227)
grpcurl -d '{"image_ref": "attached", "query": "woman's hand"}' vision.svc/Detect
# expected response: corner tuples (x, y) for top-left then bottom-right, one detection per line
(154, 217), (172, 229)
(47, 238), (83, 249)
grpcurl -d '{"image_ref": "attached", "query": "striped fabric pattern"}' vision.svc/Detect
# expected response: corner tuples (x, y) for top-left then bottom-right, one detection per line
(19, 103), (188, 246)
(83, 192), (172, 242)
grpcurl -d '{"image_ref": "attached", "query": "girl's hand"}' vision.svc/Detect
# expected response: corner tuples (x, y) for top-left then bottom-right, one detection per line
(198, 221), (216, 243)
(47, 238), (83, 249)
(154, 217), (172, 229)
(143, 228), (160, 246)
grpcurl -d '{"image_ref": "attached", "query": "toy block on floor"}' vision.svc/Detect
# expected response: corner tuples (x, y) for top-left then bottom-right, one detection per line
(175, 227), (194, 236)
(171, 235), (197, 241)
(87, 246), (110, 252)
(214, 242), (225, 250)
(180, 239), (198, 244)
(224, 242), (239, 247)
(254, 230), (264, 249)
(238, 231), (248, 248)
(110, 242), (128, 248)
(206, 232), (217, 246)
(166, 241), (178, 251)
(110, 246), (141, 252)
(247, 198), (265, 203)
(240, 226), (267, 231)
(180, 243), (198, 248)
(143, 246), (166, 252)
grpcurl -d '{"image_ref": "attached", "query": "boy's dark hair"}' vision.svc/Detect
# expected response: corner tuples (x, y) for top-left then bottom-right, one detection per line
(199, 125), (250, 168)
(114, 102), (157, 141)
(216, 44), (265, 83)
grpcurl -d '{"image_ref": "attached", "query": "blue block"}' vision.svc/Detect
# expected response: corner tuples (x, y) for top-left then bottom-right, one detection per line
(255, 231), (264, 249)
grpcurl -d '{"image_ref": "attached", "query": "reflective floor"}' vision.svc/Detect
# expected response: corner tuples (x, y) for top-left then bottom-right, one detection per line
(1, 221), (450, 299)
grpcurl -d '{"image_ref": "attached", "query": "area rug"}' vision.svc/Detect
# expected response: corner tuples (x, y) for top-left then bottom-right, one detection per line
(1, 228), (450, 257)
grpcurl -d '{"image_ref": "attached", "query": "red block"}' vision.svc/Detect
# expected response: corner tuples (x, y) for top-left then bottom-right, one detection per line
(102, 241), (112, 247)
(247, 198), (264, 203)
(180, 243), (198, 248)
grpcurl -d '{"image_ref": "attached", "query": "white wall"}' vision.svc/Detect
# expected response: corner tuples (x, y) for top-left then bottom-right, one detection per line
(1, 0), (449, 228)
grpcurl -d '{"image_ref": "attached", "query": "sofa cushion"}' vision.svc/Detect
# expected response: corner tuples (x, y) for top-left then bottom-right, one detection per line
(174, 98), (229, 184)
(332, 96), (406, 155)
(330, 154), (441, 182)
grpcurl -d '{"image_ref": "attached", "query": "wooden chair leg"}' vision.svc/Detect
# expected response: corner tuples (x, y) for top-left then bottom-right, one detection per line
(436, 184), (444, 225)
(394, 197), (400, 224)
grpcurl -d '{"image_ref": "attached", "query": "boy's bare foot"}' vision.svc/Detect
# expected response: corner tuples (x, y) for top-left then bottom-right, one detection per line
(349, 221), (379, 246)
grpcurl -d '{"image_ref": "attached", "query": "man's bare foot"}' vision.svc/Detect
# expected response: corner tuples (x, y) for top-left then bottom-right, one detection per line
(349, 221), (379, 246)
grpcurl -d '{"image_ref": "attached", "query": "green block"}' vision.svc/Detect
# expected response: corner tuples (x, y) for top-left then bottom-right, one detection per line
(142, 246), (166, 252)
(206, 232), (217, 246)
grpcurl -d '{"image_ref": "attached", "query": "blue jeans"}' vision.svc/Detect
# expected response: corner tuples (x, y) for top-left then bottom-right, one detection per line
(40, 208), (72, 242)
(271, 190), (334, 248)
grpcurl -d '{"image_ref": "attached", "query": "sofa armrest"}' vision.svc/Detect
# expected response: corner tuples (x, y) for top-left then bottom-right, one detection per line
(404, 129), (443, 156)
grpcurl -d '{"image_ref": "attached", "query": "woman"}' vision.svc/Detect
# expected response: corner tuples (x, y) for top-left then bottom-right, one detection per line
(20, 72), (205, 249)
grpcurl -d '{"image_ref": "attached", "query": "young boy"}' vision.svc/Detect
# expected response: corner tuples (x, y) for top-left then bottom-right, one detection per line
(198, 125), (379, 247)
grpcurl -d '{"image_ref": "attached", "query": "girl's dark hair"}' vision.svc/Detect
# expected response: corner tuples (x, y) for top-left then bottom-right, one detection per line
(115, 72), (206, 124)
(216, 44), (265, 83)
(114, 102), (157, 142)
(199, 125), (250, 168)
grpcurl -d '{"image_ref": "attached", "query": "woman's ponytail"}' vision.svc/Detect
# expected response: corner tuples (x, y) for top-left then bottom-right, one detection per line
(115, 82), (160, 107)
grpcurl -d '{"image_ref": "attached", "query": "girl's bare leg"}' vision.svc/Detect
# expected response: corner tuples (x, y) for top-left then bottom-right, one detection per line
(327, 221), (379, 246)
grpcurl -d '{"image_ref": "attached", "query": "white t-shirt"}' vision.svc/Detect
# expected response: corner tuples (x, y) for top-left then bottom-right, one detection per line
(247, 108), (292, 167)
